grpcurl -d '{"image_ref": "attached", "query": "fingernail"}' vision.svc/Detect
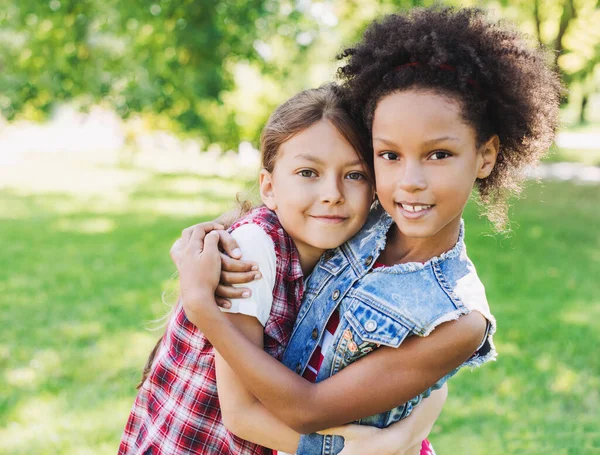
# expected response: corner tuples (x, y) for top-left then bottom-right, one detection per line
(242, 291), (250, 298)
(251, 265), (258, 271)
(254, 273), (261, 280)
(223, 302), (231, 309)
(232, 248), (242, 258)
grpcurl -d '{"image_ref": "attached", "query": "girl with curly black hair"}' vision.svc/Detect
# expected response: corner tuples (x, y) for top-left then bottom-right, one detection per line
(173, 7), (562, 455)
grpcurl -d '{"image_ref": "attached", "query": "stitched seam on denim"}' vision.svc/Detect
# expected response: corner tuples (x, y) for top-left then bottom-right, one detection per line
(346, 290), (418, 328)
(288, 272), (334, 347)
(317, 248), (348, 276)
(331, 335), (348, 375)
(344, 308), (410, 347)
(433, 262), (464, 309)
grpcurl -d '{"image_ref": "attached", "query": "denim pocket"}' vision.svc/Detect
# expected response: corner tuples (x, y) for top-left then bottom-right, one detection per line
(344, 298), (411, 348)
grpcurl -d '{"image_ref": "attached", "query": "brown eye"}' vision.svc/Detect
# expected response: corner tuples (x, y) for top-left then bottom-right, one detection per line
(298, 169), (317, 177)
(380, 152), (399, 161)
(430, 151), (451, 160)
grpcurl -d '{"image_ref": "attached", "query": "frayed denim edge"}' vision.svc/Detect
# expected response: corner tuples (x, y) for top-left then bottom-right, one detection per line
(419, 307), (498, 367)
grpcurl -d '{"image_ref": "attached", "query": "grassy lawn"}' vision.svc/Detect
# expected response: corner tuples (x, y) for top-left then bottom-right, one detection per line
(0, 160), (598, 454)
(545, 147), (600, 166)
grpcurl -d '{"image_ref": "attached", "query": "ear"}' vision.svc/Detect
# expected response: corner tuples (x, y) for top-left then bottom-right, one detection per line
(476, 134), (500, 179)
(259, 169), (277, 211)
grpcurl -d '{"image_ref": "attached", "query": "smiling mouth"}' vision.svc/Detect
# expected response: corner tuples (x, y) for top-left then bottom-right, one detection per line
(399, 203), (434, 213)
(396, 203), (435, 218)
(310, 215), (348, 224)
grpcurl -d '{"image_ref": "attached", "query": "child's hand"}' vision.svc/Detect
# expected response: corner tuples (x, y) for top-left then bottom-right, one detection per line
(171, 221), (261, 309)
(179, 228), (222, 326)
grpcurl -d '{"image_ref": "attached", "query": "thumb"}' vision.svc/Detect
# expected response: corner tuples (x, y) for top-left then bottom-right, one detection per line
(203, 230), (221, 253)
(317, 424), (374, 439)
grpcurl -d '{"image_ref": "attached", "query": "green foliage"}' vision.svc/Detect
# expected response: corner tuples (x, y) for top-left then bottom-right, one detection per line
(0, 0), (599, 147)
(0, 0), (312, 146)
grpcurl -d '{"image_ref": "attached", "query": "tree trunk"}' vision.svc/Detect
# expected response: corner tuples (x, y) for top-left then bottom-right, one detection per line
(555, 0), (577, 64)
(580, 93), (589, 124)
(533, 0), (543, 47)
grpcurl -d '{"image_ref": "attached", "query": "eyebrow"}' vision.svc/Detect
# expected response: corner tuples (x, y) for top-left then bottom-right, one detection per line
(294, 154), (364, 167)
(373, 136), (461, 147)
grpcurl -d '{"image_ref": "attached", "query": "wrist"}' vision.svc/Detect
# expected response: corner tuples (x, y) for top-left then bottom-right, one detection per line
(182, 292), (219, 326)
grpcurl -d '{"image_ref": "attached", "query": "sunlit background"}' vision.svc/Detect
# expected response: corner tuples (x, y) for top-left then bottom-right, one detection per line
(0, 1), (598, 454)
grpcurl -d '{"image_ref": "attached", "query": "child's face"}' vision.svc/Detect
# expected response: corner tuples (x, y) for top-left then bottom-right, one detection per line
(260, 119), (373, 266)
(372, 90), (497, 246)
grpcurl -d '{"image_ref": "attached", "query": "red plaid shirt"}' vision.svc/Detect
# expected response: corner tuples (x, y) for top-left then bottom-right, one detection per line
(119, 207), (304, 455)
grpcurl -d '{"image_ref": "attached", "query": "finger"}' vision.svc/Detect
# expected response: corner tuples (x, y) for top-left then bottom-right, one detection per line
(170, 238), (183, 265)
(317, 426), (349, 437)
(188, 225), (207, 252)
(215, 297), (232, 309)
(221, 253), (258, 272)
(216, 284), (250, 299)
(181, 226), (194, 249)
(317, 424), (372, 439)
(221, 270), (261, 285)
(181, 221), (223, 250)
(216, 230), (242, 258)
(202, 231), (221, 258)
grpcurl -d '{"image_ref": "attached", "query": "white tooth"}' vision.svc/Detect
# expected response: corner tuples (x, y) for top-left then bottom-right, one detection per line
(414, 205), (423, 212)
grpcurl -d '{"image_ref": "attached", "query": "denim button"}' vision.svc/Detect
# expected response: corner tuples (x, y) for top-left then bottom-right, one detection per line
(324, 250), (335, 261)
(365, 256), (373, 266)
(311, 328), (319, 339)
(365, 319), (377, 332)
(295, 363), (302, 373)
(332, 290), (340, 300)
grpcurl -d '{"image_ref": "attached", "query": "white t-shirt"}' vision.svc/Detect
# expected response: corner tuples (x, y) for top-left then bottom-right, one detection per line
(220, 223), (295, 455)
(220, 223), (277, 326)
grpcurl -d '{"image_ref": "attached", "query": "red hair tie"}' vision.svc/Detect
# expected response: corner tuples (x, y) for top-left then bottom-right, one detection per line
(394, 62), (480, 90)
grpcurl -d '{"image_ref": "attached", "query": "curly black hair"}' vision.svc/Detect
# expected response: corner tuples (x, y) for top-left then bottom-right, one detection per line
(337, 6), (563, 229)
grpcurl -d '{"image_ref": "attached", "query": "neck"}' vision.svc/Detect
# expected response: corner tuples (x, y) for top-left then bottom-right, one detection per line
(381, 217), (462, 265)
(295, 244), (325, 276)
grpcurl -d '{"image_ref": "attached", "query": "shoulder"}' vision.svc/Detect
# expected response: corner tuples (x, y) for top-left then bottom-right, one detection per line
(436, 247), (496, 337)
(230, 224), (277, 266)
(230, 206), (282, 233)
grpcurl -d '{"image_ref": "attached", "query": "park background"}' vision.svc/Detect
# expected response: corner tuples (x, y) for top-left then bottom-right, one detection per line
(0, 0), (598, 454)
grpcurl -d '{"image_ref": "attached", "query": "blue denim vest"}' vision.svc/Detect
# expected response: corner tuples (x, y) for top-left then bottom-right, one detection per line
(281, 203), (497, 455)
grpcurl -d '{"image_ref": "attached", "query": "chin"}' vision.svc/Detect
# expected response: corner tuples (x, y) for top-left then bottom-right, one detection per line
(395, 223), (437, 239)
(309, 237), (344, 250)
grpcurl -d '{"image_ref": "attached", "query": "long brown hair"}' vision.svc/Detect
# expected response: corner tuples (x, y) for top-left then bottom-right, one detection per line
(261, 83), (372, 179)
(136, 84), (371, 389)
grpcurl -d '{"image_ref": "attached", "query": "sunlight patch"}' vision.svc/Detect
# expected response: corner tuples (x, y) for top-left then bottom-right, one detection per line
(551, 366), (579, 393)
(54, 217), (116, 234)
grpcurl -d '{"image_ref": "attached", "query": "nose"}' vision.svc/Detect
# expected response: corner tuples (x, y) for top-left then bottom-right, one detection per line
(320, 175), (345, 205)
(397, 160), (427, 193)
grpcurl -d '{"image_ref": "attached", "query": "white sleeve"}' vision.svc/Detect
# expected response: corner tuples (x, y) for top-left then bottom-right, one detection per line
(220, 223), (277, 326)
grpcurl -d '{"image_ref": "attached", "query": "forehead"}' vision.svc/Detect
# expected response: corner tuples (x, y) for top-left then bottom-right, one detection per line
(278, 120), (361, 162)
(372, 90), (473, 140)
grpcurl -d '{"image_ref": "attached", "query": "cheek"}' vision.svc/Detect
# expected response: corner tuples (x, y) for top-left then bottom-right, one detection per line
(374, 169), (396, 201)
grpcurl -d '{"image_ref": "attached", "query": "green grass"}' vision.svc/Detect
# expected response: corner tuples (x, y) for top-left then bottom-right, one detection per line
(545, 147), (600, 166)
(1, 164), (598, 454)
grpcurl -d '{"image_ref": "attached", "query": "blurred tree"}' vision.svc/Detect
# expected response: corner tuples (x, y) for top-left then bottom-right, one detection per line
(484, 0), (600, 122)
(0, 0), (598, 149)
(0, 0), (321, 147)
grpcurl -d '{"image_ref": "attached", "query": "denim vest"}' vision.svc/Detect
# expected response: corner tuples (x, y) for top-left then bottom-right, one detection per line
(281, 203), (497, 455)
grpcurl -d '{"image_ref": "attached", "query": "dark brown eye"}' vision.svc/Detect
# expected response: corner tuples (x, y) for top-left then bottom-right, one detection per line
(380, 151), (399, 161)
(430, 151), (451, 160)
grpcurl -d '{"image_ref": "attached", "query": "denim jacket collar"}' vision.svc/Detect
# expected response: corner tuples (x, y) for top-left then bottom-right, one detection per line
(342, 201), (466, 275)
(340, 202), (393, 276)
